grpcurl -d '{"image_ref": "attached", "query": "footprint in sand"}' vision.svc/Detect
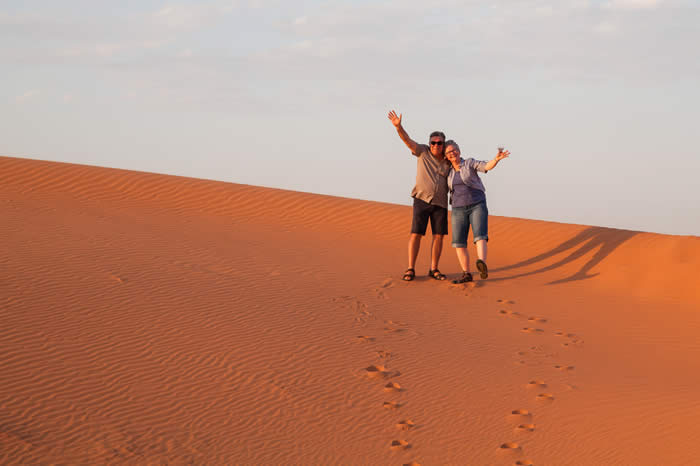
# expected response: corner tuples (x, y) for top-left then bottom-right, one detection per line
(385, 319), (406, 327)
(383, 401), (402, 410)
(536, 393), (555, 402)
(515, 461), (535, 465)
(384, 321), (411, 334)
(384, 327), (407, 334)
(390, 439), (411, 450)
(374, 278), (394, 299)
(554, 365), (575, 372)
(336, 298), (374, 324)
(384, 382), (402, 392)
(365, 365), (390, 378)
(109, 274), (126, 283)
(528, 317), (547, 323)
(497, 299), (517, 304)
(555, 332), (583, 344)
(376, 350), (391, 358)
(521, 327), (544, 334)
(403, 463), (421, 466)
(516, 424), (536, 432)
(526, 380), (547, 389)
(354, 301), (370, 313)
(396, 419), (416, 430)
(499, 442), (521, 451)
(450, 280), (479, 291)
(356, 335), (375, 343)
(510, 409), (532, 418)
(354, 301), (373, 323)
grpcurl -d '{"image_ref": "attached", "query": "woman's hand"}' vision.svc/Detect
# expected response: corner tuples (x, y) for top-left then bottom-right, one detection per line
(495, 149), (510, 161)
(484, 149), (510, 171)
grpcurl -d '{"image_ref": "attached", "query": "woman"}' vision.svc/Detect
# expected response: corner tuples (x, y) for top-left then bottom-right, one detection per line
(444, 140), (509, 283)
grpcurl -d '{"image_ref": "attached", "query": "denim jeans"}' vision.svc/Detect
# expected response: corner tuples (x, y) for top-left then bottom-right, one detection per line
(451, 201), (488, 247)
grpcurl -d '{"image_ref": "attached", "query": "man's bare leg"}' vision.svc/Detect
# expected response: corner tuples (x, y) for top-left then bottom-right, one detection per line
(430, 234), (445, 271)
(408, 233), (422, 269)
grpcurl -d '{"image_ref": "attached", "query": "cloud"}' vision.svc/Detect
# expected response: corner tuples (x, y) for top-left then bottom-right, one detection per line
(606, 0), (661, 8)
(236, 0), (697, 84)
(594, 20), (619, 34)
(2, 0), (697, 88)
(152, 2), (236, 30)
(15, 90), (39, 102)
(534, 6), (555, 16)
(0, 2), (235, 64)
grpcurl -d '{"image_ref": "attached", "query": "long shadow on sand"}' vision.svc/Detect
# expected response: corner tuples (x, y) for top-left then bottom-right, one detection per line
(490, 226), (638, 285)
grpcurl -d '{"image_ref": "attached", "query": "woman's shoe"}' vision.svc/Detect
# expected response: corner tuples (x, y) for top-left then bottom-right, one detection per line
(476, 259), (488, 279)
(452, 271), (473, 284)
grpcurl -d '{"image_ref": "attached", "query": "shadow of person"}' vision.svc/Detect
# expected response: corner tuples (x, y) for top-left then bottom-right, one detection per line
(490, 227), (638, 285)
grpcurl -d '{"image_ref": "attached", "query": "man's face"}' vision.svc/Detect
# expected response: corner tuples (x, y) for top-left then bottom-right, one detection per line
(429, 137), (445, 156)
(445, 145), (460, 164)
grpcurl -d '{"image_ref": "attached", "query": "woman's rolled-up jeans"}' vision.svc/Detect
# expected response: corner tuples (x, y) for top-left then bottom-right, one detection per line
(451, 201), (488, 248)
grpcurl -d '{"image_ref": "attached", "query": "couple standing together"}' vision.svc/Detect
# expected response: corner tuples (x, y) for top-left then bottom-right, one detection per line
(387, 110), (510, 284)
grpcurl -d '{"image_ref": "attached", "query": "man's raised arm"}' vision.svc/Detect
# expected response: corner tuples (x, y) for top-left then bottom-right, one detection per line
(388, 110), (419, 154)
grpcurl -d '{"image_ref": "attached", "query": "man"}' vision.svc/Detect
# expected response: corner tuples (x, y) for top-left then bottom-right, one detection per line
(387, 110), (451, 281)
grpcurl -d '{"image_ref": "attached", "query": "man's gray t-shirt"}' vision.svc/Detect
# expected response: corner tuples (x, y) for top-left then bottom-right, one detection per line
(410, 144), (450, 209)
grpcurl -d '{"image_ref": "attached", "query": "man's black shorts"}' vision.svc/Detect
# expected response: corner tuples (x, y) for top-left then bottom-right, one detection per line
(411, 197), (448, 235)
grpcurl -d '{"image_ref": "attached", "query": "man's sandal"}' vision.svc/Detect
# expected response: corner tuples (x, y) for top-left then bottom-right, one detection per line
(428, 269), (446, 280)
(476, 259), (488, 279)
(402, 268), (415, 281)
(452, 271), (473, 284)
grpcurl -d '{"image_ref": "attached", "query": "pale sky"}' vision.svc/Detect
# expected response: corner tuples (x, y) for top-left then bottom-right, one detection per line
(2, 0), (699, 235)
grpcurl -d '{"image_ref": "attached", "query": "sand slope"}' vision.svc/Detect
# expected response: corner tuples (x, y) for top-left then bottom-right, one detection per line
(1, 155), (699, 465)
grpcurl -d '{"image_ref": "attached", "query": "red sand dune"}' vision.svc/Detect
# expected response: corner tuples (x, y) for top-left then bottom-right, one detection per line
(1, 155), (699, 465)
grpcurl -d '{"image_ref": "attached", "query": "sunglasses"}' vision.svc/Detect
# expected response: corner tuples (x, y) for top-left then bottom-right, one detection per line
(430, 141), (444, 146)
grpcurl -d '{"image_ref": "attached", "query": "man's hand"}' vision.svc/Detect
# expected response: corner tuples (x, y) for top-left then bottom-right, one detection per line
(388, 109), (418, 153)
(388, 110), (402, 128)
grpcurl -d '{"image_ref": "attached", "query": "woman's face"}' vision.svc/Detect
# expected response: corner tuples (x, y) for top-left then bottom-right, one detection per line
(445, 144), (460, 164)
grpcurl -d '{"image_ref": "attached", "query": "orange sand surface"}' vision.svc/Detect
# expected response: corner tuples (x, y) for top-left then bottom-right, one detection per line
(1, 155), (699, 465)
